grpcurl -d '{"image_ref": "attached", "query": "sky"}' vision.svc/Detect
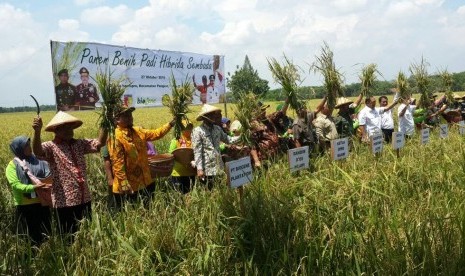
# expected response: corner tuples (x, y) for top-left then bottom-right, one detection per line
(1, 0), (465, 107)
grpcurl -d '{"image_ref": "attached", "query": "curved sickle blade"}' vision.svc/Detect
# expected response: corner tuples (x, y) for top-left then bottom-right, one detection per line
(30, 95), (40, 115)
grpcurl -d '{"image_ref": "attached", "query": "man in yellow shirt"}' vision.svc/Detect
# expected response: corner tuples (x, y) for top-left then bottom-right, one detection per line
(107, 106), (174, 208)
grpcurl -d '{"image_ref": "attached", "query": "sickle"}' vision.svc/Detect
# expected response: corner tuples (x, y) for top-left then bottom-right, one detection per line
(30, 95), (40, 115)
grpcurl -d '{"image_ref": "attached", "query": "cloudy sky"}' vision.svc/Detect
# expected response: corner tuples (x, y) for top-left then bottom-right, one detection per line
(1, 0), (465, 107)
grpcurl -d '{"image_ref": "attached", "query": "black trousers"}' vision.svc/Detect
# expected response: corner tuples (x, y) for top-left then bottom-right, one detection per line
(55, 202), (92, 236)
(382, 128), (394, 143)
(15, 203), (51, 246)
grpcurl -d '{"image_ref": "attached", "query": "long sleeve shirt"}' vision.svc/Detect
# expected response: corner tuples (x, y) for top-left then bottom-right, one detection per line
(5, 161), (40, 206)
(192, 123), (237, 176)
(108, 124), (171, 194)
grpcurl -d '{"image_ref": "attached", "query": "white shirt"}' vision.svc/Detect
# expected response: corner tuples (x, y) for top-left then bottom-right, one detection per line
(377, 107), (394, 130)
(358, 106), (381, 137)
(397, 103), (416, 135)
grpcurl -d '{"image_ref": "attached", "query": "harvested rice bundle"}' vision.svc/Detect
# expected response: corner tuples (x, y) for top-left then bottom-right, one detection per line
(162, 74), (194, 139)
(311, 42), (344, 110)
(93, 66), (128, 142)
(267, 55), (302, 111)
(233, 92), (261, 146)
(359, 63), (381, 98)
(396, 71), (410, 100)
(409, 57), (430, 109)
(439, 69), (454, 104)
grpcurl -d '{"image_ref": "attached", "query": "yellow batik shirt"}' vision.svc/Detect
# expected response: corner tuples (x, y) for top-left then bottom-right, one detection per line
(108, 124), (171, 194)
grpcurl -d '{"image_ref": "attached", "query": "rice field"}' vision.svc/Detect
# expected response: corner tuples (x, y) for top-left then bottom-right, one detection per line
(1, 99), (465, 275)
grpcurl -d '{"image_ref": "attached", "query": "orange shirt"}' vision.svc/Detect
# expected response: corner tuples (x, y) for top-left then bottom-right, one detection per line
(108, 124), (171, 194)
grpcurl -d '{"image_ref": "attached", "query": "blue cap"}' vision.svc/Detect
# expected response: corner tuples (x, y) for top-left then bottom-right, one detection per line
(221, 117), (230, 124)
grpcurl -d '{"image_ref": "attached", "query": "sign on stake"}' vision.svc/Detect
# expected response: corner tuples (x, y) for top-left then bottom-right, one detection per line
(331, 137), (349, 161)
(225, 157), (253, 188)
(439, 124), (448, 139)
(420, 128), (430, 145)
(287, 146), (309, 173)
(371, 134), (383, 154)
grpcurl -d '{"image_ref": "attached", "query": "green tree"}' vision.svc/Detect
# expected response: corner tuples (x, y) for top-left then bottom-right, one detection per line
(227, 55), (269, 99)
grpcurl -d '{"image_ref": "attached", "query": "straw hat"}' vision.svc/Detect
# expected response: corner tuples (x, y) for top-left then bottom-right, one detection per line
(196, 104), (221, 121)
(45, 111), (83, 132)
(453, 93), (463, 100)
(113, 106), (135, 118)
(230, 120), (242, 132)
(335, 97), (354, 108)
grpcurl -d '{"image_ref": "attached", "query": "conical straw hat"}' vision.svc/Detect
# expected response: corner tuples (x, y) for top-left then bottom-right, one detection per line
(45, 111), (83, 132)
(196, 104), (221, 121)
(335, 97), (354, 108)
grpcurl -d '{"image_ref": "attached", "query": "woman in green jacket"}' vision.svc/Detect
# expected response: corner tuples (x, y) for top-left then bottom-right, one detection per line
(5, 136), (51, 245)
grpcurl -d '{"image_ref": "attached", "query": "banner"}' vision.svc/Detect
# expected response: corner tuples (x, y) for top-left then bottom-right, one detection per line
(50, 41), (225, 111)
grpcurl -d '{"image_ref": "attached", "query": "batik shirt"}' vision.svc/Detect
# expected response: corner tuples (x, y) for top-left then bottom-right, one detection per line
(38, 138), (100, 208)
(192, 123), (237, 176)
(108, 124), (171, 194)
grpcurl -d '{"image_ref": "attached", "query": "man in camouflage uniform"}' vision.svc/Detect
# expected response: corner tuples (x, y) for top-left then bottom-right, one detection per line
(55, 69), (76, 111)
(75, 67), (99, 110)
(333, 94), (362, 139)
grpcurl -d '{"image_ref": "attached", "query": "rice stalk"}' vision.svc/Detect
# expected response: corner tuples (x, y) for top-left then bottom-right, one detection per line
(311, 42), (345, 110)
(93, 65), (129, 143)
(233, 92), (261, 146)
(267, 55), (302, 111)
(439, 69), (453, 104)
(162, 74), (194, 139)
(396, 71), (410, 100)
(359, 63), (381, 98)
(409, 56), (430, 109)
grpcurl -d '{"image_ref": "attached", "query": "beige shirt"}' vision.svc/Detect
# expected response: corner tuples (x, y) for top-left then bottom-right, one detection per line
(314, 114), (338, 142)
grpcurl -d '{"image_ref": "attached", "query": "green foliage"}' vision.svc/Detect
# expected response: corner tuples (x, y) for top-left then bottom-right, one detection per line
(233, 92), (260, 146)
(227, 55), (270, 99)
(397, 71), (410, 99)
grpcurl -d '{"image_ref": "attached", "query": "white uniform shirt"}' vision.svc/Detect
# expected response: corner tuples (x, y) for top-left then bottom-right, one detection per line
(397, 103), (416, 135)
(358, 106), (382, 137)
(377, 107), (394, 130)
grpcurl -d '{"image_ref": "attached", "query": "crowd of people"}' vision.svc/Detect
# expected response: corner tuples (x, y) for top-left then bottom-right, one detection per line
(5, 90), (465, 246)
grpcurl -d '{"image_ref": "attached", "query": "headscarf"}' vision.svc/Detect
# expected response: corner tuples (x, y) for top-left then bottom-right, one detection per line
(10, 136), (51, 185)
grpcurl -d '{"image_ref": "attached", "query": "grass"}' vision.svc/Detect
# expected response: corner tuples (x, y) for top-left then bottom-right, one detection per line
(1, 104), (465, 274)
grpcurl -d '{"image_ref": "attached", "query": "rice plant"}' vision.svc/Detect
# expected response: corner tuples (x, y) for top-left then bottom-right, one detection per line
(312, 42), (345, 110)
(233, 92), (261, 146)
(396, 71), (410, 100)
(267, 54), (303, 111)
(439, 69), (454, 104)
(409, 56), (430, 109)
(359, 63), (381, 98)
(93, 65), (129, 142)
(161, 74), (194, 139)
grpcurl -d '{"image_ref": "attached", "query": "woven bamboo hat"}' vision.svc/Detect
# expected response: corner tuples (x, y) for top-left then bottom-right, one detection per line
(196, 104), (221, 121)
(453, 93), (463, 100)
(335, 97), (354, 108)
(45, 111), (83, 132)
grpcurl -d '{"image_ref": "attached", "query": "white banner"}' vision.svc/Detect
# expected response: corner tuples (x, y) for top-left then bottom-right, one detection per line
(51, 41), (225, 111)
(225, 157), (253, 188)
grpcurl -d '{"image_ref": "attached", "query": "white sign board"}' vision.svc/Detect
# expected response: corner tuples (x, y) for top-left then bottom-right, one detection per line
(287, 146), (309, 172)
(51, 41), (225, 111)
(225, 157), (253, 188)
(459, 121), (465, 136)
(439, 124), (448, 138)
(420, 128), (430, 145)
(392, 132), (405, 150)
(371, 134), (383, 154)
(331, 138), (349, 161)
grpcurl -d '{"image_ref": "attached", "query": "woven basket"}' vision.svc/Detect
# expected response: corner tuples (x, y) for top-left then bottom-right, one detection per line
(36, 174), (53, 207)
(148, 154), (175, 178)
(172, 148), (196, 175)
